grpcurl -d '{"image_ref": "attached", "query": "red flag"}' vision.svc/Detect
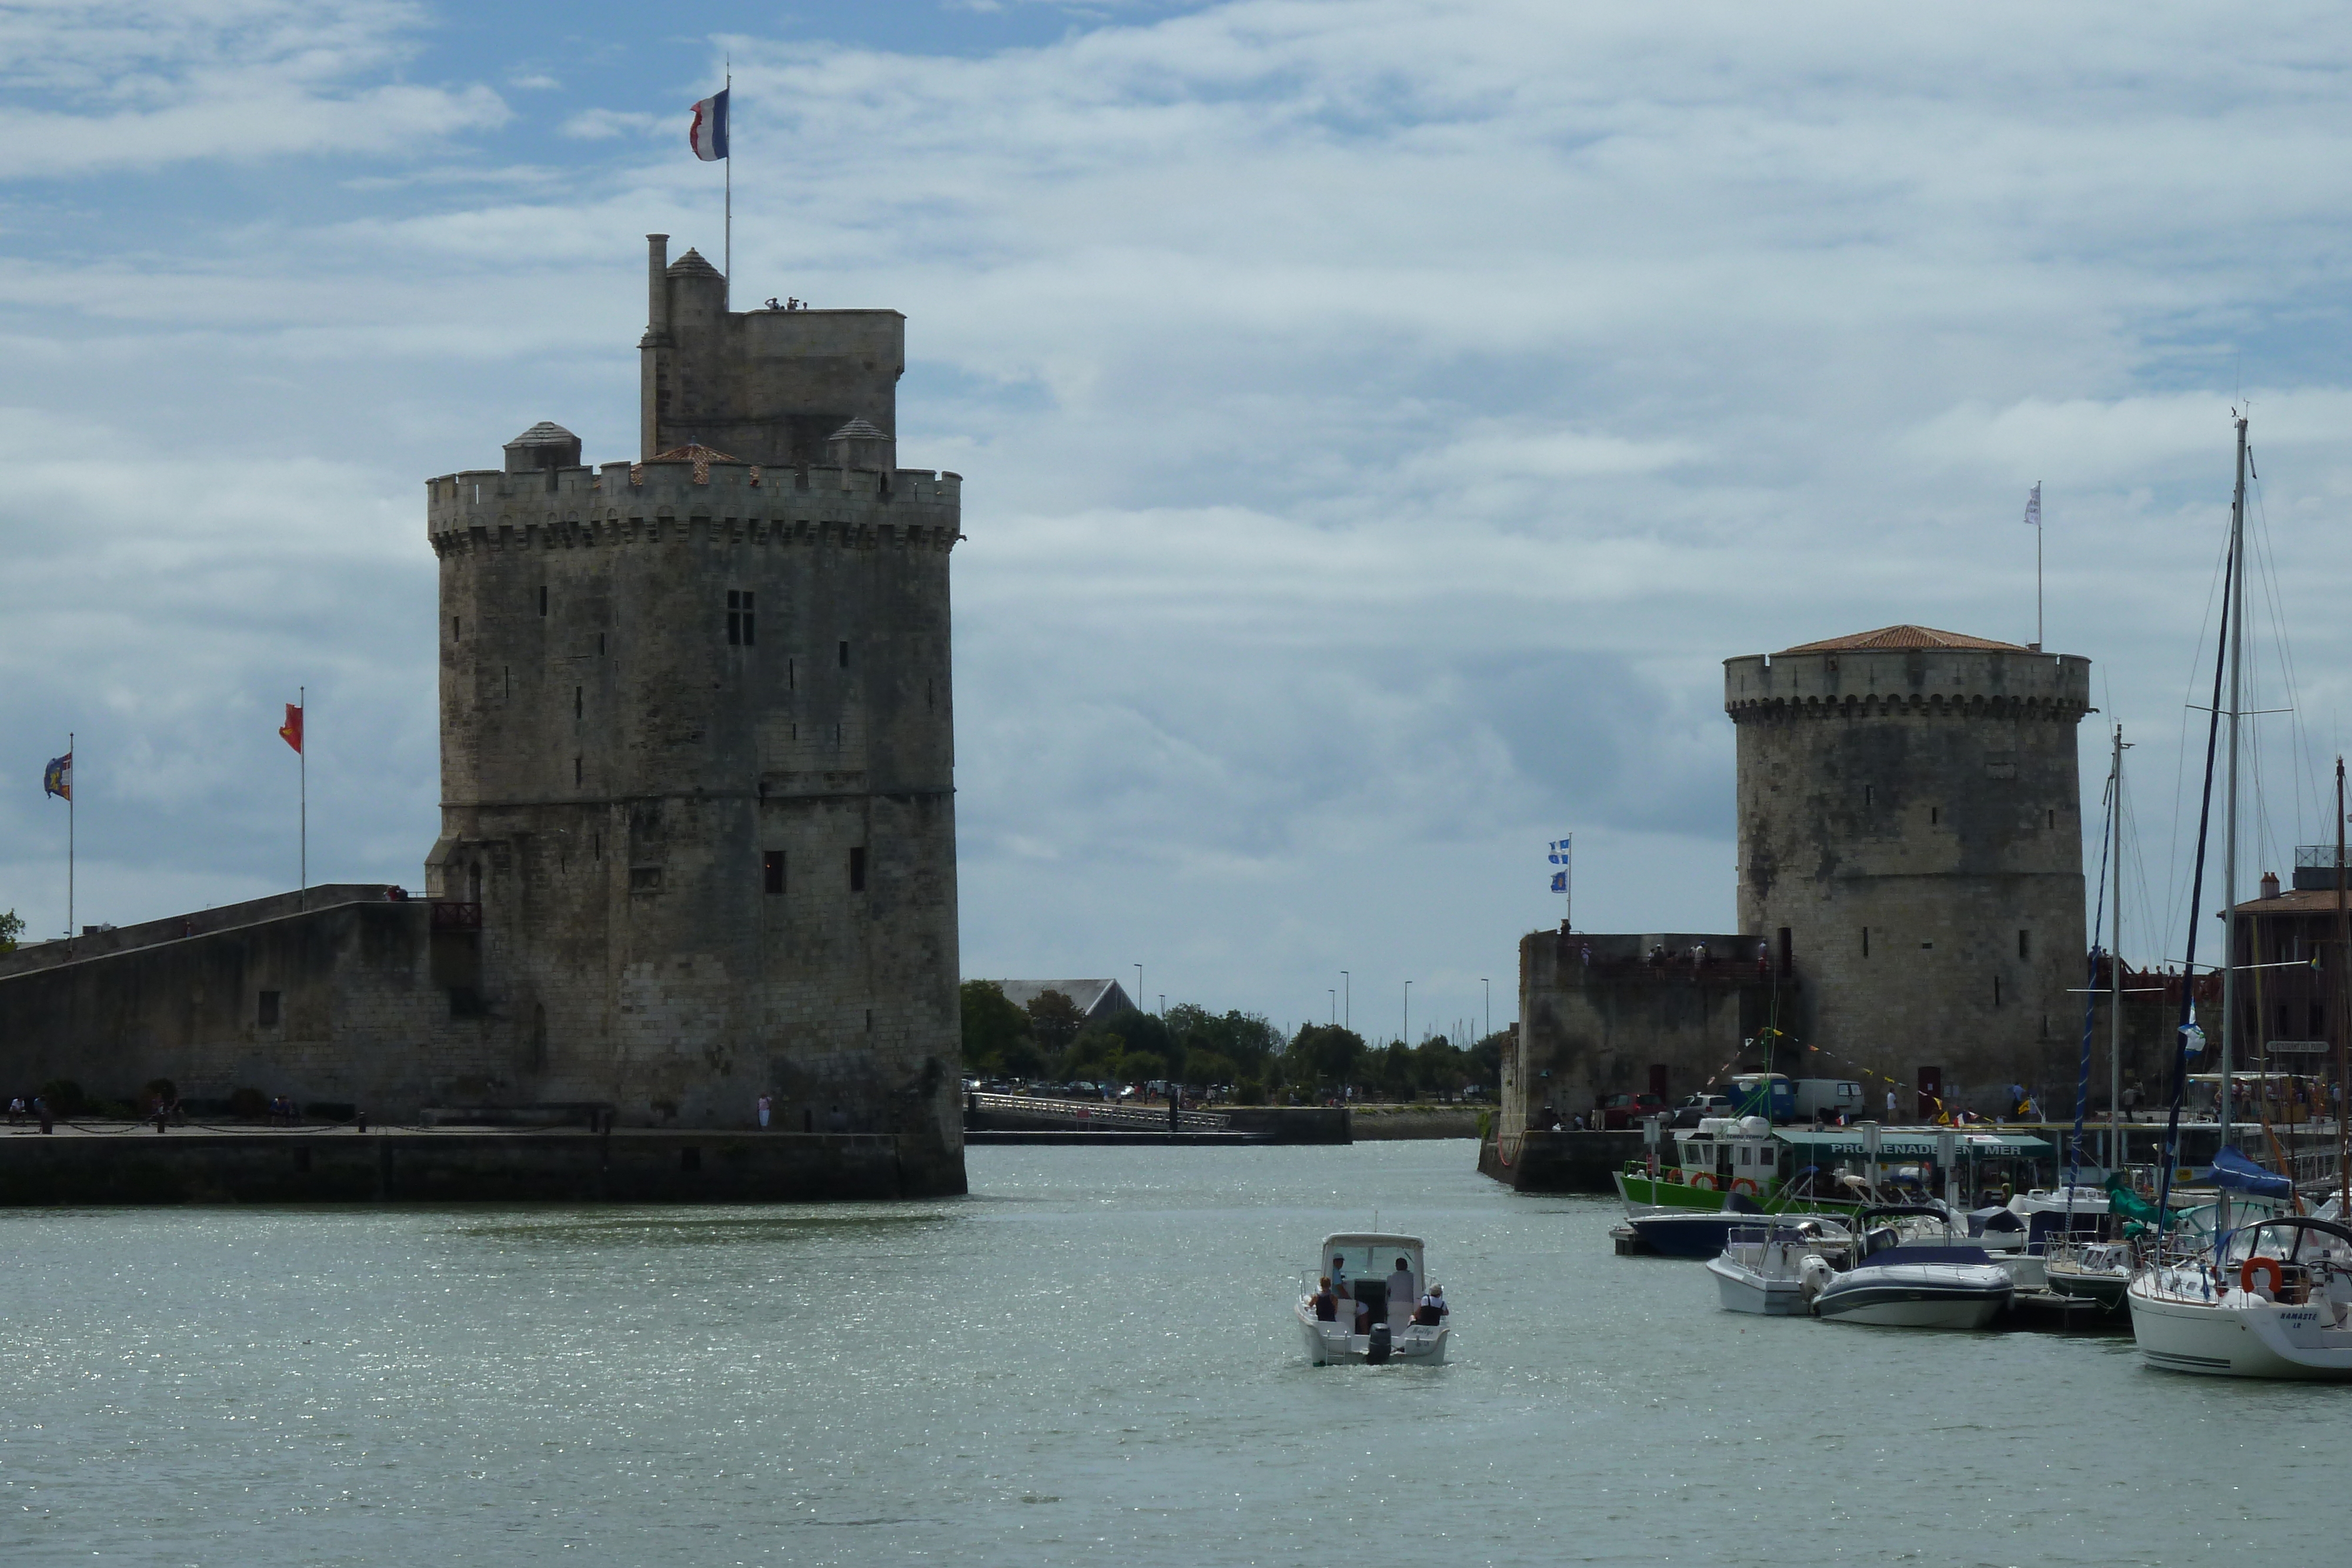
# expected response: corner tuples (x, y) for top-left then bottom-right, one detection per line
(279, 703), (303, 754)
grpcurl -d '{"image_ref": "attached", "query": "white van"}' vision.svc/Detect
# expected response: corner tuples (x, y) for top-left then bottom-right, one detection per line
(1792, 1078), (1864, 1120)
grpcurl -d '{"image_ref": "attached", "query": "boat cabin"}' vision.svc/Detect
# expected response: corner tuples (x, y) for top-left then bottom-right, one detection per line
(1315, 1232), (1428, 1323)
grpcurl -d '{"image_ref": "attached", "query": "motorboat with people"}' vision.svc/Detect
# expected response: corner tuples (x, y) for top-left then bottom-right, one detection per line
(2129, 1215), (2352, 1378)
(1705, 1216), (1853, 1315)
(1805, 1205), (2014, 1329)
(1296, 1232), (1451, 1366)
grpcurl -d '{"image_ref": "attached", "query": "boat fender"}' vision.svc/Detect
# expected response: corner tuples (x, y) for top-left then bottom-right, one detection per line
(2240, 1256), (2284, 1299)
(1730, 1178), (1760, 1197)
(1366, 1321), (1392, 1365)
(1688, 1172), (1719, 1192)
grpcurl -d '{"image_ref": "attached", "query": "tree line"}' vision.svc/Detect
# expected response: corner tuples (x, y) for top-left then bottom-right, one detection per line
(960, 981), (1505, 1104)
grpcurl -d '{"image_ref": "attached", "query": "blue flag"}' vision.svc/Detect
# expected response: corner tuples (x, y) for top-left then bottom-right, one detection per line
(1551, 871), (1567, 892)
(1547, 836), (1572, 864)
(43, 751), (71, 801)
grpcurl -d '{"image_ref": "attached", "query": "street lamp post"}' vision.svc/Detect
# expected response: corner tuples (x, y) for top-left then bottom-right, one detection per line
(1404, 980), (1411, 1047)
(1134, 962), (1142, 1015)
(1341, 971), (1349, 1032)
(1328, 988), (1336, 1025)
(1481, 978), (1490, 1045)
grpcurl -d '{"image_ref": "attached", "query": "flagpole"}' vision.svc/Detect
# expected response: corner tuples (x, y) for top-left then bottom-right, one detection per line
(723, 58), (731, 309)
(66, 731), (74, 936)
(2036, 496), (2044, 650)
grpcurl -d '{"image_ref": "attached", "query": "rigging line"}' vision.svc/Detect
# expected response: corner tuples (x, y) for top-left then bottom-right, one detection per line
(2162, 520), (2236, 953)
(2243, 459), (2306, 868)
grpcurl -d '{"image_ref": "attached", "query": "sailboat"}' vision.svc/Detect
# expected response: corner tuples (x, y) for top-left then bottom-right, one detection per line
(2126, 413), (2352, 1378)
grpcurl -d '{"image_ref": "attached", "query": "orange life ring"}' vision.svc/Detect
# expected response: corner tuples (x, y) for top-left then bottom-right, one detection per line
(1666, 1168), (1685, 1183)
(1730, 1178), (1760, 1197)
(2240, 1256), (2284, 1297)
(1688, 1172), (1719, 1192)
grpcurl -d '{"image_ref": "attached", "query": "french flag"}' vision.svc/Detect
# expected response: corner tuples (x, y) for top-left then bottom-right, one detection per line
(689, 88), (729, 161)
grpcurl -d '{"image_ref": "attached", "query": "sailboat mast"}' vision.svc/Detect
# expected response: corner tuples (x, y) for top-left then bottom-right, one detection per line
(2335, 757), (2349, 1216)
(2220, 414), (2249, 1161)
(2110, 724), (2125, 1175)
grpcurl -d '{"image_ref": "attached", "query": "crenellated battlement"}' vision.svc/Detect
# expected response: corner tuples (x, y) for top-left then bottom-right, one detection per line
(425, 458), (963, 559)
(1723, 647), (2090, 721)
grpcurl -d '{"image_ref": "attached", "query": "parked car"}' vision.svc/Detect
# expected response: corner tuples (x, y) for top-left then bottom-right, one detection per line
(1670, 1092), (1735, 1129)
(1597, 1091), (1669, 1129)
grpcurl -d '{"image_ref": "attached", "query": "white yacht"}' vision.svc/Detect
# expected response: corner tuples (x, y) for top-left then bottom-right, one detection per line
(2129, 1216), (2352, 1379)
(1296, 1232), (1451, 1366)
(1706, 1217), (1852, 1315)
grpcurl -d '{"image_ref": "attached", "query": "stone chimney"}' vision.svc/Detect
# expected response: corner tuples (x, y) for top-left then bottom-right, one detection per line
(2260, 870), (2281, 901)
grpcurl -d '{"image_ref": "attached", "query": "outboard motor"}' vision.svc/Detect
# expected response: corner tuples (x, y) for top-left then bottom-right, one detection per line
(1366, 1321), (1393, 1365)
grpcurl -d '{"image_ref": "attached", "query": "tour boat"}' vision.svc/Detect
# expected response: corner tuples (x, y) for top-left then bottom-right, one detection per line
(2129, 1216), (2352, 1378)
(1296, 1232), (1451, 1366)
(1706, 1217), (1853, 1315)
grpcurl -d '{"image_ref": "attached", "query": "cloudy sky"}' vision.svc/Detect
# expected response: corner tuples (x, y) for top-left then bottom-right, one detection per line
(4, 0), (2351, 1041)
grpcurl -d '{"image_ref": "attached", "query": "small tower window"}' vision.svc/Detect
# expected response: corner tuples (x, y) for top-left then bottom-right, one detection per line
(573, 754), (582, 785)
(1930, 805), (1940, 826)
(848, 845), (867, 892)
(2017, 929), (2030, 959)
(452, 616), (462, 641)
(537, 586), (548, 617)
(1861, 928), (1870, 958)
(1863, 784), (1874, 808)
(574, 686), (583, 720)
(764, 850), (785, 895)
(598, 632), (606, 656)
(1993, 975), (2003, 1006)
(789, 658), (796, 691)
(838, 639), (850, 669)
(258, 991), (281, 1027)
(727, 590), (756, 647)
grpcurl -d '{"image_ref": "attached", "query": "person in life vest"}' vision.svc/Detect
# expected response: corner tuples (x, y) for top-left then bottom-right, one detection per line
(1413, 1285), (1448, 1326)
(1312, 1276), (1338, 1322)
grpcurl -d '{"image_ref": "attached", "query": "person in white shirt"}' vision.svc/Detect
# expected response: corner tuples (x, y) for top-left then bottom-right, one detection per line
(1330, 1256), (1363, 1332)
(1385, 1256), (1416, 1330)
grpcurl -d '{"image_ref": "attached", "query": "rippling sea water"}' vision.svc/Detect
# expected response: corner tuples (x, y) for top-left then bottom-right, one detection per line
(2, 1140), (2347, 1565)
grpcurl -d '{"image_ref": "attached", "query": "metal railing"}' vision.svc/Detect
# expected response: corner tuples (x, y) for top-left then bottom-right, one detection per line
(969, 1091), (1231, 1132)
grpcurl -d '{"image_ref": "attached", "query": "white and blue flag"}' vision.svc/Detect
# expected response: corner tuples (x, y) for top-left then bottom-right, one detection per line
(1547, 837), (1572, 864)
(689, 88), (730, 161)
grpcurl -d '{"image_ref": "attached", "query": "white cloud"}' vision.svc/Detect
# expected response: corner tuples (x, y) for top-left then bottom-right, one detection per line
(9, 1), (2352, 1023)
(0, 0), (506, 175)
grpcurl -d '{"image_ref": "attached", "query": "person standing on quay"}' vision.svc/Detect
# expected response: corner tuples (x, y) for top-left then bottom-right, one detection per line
(756, 1092), (773, 1130)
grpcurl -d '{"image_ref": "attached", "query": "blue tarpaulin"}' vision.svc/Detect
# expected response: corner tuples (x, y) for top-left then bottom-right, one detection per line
(2206, 1144), (2293, 1199)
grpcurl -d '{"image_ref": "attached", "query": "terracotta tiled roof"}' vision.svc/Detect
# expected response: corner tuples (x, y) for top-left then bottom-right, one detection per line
(1780, 625), (2030, 654)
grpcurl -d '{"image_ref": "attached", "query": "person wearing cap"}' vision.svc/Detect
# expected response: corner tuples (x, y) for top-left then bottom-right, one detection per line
(1414, 1285), (1448, 1326)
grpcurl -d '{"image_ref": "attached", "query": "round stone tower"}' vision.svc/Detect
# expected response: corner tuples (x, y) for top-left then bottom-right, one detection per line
(1723, 625), (2091, 1116)
(423, 236), (963, 1191)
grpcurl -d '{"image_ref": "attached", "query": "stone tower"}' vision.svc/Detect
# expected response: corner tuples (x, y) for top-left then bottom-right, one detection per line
(1723, 626), (2090, 1116)
(422, 235), (964, 1192)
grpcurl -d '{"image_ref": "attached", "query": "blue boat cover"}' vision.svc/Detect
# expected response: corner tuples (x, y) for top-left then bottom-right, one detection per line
(1855, 1245), (1994, 1268)
(2207, 1145), (2293, 1199)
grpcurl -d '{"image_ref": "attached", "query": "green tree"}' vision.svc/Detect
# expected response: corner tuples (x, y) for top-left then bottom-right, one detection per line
(960, 980), (1033, 1076)
(1413, 1035), (1467, 1100)
(1287, 1024), (1365, 1092)
(1465, 1029), (1510, 1096)
(1376, 1041), (1416, 1101)
(0, 908), (21, 954)
(1025, 989), (1085, 1055)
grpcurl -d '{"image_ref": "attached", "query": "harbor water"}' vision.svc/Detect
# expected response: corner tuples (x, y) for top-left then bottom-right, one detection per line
(2, 1140), (2346, 1566)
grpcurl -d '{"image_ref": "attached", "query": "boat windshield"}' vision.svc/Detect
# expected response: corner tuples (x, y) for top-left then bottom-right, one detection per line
(1316, 1235), (1425, 1285)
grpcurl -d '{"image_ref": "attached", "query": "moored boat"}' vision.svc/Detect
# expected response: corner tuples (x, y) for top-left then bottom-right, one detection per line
(1806, 1206), (2013, 1329)
(2128, 1216), (2352, 1378)
(1706, 1217), (1852, 1315)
